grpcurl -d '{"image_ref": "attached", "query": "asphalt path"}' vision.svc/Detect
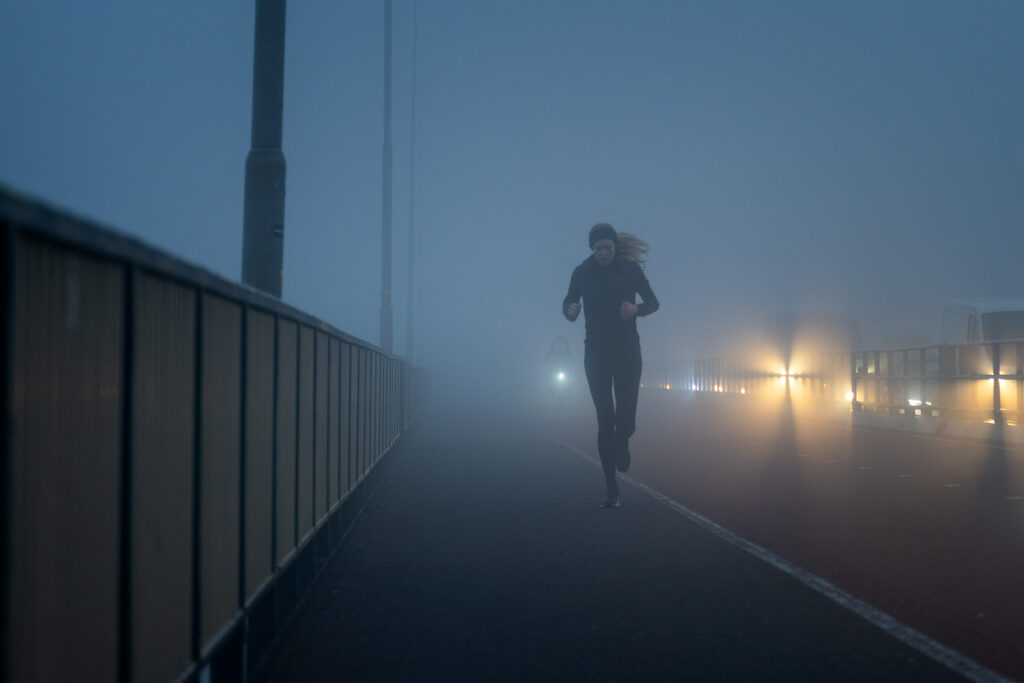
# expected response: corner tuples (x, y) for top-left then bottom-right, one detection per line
(257, 394), (984, 682)
(551, 388), (1024, 680)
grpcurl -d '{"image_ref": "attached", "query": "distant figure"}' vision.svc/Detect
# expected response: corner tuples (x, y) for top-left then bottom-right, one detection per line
(562, 223), (659, 508)
(544, 335), (573, 370)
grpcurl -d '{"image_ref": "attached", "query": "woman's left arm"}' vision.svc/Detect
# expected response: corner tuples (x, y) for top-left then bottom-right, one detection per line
(636, 267), (659, 317)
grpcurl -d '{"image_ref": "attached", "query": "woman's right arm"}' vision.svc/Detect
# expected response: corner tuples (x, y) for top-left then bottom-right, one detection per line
(562, 269), (581, 321)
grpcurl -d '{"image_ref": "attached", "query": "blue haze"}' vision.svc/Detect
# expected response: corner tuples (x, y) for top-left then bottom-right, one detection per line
(2, 1), (1022, 383)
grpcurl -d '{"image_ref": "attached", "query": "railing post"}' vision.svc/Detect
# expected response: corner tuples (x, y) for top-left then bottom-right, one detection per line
(939, 345), (955, 418)
(918, 348), (926, 416)
(1, 224), (12, 683)
(884, 350), (893, 415)
(117, 265), (137, 683)
(993, 343), (1002, 425)
(850, 352), (858, 409)
(1018, 343), (1023, 425)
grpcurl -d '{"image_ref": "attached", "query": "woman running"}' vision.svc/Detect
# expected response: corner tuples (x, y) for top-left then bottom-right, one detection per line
(562, 223), (659, 508)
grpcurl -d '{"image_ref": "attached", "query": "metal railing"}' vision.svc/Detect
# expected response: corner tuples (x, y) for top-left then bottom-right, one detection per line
(648, 342), (1024, 427)
(1, 186), (425, 682)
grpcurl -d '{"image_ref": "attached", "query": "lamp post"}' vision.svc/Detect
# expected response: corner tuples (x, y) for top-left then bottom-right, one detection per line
(404, 0), (418, 362)
(379, 0), (394, 352)
(242, 0), (288, 297)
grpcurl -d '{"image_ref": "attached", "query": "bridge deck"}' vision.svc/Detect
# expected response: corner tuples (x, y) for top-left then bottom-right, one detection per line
(256, 398), (964, 682)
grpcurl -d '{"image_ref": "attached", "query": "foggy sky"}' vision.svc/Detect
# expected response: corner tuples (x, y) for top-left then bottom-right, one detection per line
(2, 1), (1023, 387)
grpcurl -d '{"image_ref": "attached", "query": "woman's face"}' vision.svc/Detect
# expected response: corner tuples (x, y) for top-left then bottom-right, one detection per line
(592, 239), (615, 266)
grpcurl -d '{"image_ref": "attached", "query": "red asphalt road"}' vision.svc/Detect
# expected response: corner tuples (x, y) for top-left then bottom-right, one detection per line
(546, 388), (1024, 680)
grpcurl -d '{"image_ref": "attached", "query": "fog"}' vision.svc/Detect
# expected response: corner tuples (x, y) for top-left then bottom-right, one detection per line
(3, 1), (1023, 396)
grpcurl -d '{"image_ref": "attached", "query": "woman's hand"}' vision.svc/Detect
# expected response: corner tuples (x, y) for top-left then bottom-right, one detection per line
(567, 302), (581, 321)
(620, 301), (639, 320)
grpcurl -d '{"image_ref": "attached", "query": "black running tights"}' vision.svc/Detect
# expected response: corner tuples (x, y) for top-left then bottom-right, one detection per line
(584, 343), (642, 493)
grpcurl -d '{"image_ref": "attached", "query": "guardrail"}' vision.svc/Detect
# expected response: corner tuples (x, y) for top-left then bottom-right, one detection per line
(1, 186), (425, 682)
(648, 343), (1024, 427)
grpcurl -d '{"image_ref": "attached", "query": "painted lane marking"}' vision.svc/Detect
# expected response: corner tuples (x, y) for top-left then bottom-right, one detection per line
(1004, 496), (1024, 501)
(548, 435), (1010, 683)
(859, 466), (873, 470)
(945, 484), (961, 488)
(899, 474), (913, 478)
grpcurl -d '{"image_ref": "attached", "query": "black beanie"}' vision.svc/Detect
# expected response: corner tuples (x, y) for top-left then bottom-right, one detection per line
(589, 223), (617, 248)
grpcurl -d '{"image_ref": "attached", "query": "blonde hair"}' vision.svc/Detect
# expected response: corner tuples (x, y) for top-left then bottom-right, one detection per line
(616, 232), (649, 268)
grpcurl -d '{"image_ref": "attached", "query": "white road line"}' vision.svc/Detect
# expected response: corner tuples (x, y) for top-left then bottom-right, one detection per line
(549, 435), (1009, 683)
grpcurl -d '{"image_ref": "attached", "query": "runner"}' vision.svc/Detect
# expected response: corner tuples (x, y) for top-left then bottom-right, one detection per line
(562, 223), (659, 508)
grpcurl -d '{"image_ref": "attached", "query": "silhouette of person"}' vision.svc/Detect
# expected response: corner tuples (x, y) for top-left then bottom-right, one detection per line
(562, 223), (659, 508)
(544, 336), (573, 372)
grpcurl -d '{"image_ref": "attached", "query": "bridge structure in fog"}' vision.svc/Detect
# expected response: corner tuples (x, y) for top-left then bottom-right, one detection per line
(2, 188), (423, 682)
(3, 187), (1022, 683)
(655, 339), (1024, 437)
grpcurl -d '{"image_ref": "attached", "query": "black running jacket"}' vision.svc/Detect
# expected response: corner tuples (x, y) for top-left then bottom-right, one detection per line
(562, 254), (659, 351)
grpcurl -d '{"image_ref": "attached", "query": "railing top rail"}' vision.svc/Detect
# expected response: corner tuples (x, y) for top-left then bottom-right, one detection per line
(0, 183), (401, 360)
(685, 339), (1024, 367)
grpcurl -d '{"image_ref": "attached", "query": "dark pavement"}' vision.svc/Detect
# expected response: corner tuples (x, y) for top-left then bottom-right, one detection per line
(256, 396), (979, 682)
(597, 390), (1024, 680)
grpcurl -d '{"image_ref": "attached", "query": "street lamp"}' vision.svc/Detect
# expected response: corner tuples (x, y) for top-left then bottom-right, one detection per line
(242, 0), (288, 297)
(379, 0), (394, 352)
(405, 0), (418, 362)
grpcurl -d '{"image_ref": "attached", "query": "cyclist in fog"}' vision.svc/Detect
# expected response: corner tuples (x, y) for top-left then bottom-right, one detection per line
(563, 223), (659, 509)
